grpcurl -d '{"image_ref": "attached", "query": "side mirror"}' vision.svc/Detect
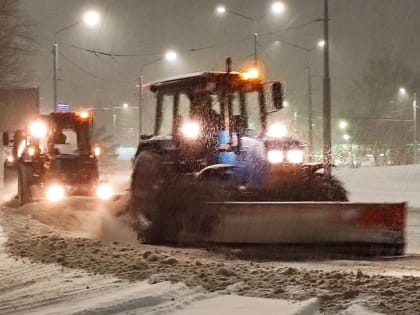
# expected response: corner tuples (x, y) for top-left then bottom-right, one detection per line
(2, 132), (9, 146)
(272, 81), (284, 110)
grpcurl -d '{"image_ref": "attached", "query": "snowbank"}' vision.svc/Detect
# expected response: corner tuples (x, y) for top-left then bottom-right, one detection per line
(335, 165), (420, 208)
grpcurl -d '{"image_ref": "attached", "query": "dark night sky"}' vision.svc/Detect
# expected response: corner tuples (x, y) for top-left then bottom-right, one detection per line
(19, 0), (420, 139)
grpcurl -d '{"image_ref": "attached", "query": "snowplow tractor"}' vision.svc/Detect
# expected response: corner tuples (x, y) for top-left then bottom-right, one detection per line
(129, 60), (406, 256)
(3, 111), (111, 205)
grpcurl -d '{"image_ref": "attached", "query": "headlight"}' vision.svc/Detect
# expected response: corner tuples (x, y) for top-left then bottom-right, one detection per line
(78, 111), (89, 119)
(96, 183), (113, 200)
(28, 146), (35, 156)
(287, 150), (304, 164)
(267, 150), (284, 164)
(267, 123), (287, 138)
(46, 184), (65, 202)
(180, 121), (200, 140)
(29, 121), (48, 138)
(94, 146), (101, 157)
(6, 155), (14, 163)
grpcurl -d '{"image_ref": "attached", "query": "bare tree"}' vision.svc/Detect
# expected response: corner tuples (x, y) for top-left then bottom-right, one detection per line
(0, 0), (33, 87)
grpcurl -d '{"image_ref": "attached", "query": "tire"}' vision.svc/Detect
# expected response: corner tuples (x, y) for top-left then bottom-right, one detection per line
(129, 151), (169, 243)
(302, 174), (348, 201)
(17, 165), (33, 206)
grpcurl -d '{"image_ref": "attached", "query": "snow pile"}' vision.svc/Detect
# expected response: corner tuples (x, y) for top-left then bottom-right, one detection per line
(335, 165), (420, 208)
(1, 208), (419, 314)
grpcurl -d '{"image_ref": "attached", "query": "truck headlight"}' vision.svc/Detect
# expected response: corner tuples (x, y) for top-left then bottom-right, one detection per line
(267, 150), (284, 164)
(180, 121), (200, 140)
(96, 183), (113, 200)
(28, 146), (35, 156)
(267, 123), (287, 138)
(29, 121), (48, 139)
(94, 146), (101, 157)
(287, 150), (304, 164)
(46, 184), (65, 202)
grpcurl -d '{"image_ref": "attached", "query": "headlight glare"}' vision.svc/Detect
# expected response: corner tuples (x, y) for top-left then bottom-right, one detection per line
(96, 183), (113, 200)
(267, 123), (287, 138)
(46, 184), (65, 202)
(287, 150), (304, 164)
(267, 150), (284, 164)
(29, 121), (48, 139)
(180, 121), (200, 140)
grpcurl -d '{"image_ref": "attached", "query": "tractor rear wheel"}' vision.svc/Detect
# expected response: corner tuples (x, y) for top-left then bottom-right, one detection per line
(17, 165), (32, 206)
(129, 151), (169, 243)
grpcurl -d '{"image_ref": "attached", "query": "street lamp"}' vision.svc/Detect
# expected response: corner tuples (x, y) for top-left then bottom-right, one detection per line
(318, 40), (326, 48)
(398, 87), (417, 163)
(271, 2), (286, 15)
(339, 120), (348, 130)
(83, 10), (101, 26)
(215, 2), (286, 67)
(53, 10), (101, 111)
(137, 50), (178, 139)
(322, 0), (332, 174)
(123, 103), (129, 109)
(399, 87), (407, 96)
(273, 38), (324, 160)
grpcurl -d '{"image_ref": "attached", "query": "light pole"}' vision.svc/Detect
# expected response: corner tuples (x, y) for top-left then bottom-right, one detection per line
(322, 0), (332, 174)
(137, 50), (178, 139)
(53, 10), (101, 111)
(215, 2), (286, 67)
(399, 87), (418, 163)
(273, 39), (325, 160)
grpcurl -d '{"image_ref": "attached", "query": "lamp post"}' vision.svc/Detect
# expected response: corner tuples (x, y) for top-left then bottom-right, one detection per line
(273, 39), (325, 160)
(137, 50), (178, 139)
(322, 0), (332, 174)
(215, 2), (286, 67)
(53, 10), (101, 111)
(399, 87), (417, 163)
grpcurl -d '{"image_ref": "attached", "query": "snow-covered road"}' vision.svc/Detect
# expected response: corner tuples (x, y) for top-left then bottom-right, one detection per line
(1, 164), (420, 314)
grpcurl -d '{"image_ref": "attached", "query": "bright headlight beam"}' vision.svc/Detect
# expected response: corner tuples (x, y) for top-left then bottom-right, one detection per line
(267, 150), (284, 164)
(287, 150), (304, 164)
(180, 121), (200, 140)
(29, 121), (48, 139)
(46, 184), (65, 202)
(267, 123), (287, 138)
(96, 183), (113, 200)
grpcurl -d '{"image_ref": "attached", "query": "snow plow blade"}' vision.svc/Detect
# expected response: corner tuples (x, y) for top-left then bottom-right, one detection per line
(157, 202), (406, 256)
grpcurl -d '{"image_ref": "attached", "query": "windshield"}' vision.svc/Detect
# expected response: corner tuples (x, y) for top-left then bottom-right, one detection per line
(156, 87), (263, 136)
(53, 129), (78, 154)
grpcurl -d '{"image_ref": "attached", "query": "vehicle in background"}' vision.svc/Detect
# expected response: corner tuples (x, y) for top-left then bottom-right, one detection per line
(1, 88), (39, 185)
(2, 111), (113, 205)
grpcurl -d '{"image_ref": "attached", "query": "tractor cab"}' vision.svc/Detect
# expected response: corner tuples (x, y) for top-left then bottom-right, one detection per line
(2, 111), (111, 205)
(138, 68), (291, 175)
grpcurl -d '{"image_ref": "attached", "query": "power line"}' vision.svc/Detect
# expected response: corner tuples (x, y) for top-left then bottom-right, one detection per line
(58, 52), (131, 84)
